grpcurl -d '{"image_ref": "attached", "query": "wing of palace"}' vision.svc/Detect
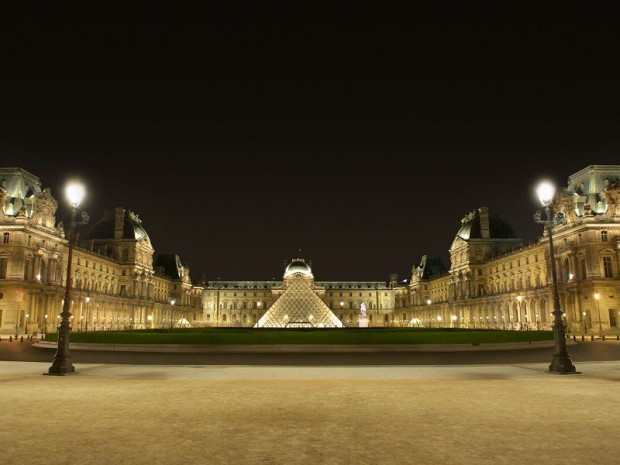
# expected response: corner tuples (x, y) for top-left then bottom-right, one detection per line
(1, 165), (619, 334)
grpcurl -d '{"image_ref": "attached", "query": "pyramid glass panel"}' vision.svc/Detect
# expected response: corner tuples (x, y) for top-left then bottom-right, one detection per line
(256, 274), (343, 328)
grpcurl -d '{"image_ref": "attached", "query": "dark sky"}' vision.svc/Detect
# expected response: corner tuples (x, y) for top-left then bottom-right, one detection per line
(1, 3), (619, 281)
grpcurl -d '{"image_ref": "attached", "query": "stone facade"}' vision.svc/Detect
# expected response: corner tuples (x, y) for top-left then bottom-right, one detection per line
(0, 168), (203, 335)
(202, 261), (395, 327)
(2, 164), (619, 334)
(405, 165), (620, 334)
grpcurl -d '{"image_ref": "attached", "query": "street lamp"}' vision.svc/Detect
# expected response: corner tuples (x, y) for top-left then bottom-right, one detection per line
(170, 298), (176, 329)
(534, 180), (577, 373)
(582, 311), (588, 334)
(44, 314), (48, 335)
(25, 313), (29, 335)
(147, 314), (153, 329)
(85, 296), (91, 332)
(47, 180), (88, 376)
(516, 295), (523, 330)
(594, 291), (604, 340)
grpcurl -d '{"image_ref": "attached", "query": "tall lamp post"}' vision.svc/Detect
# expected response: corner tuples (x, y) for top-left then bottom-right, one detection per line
(47, 181), (89, 376)
(594, 291), (604, 340)
(582, 311), (588, 334)
(426, 299), (432, 328)
(85, 296), (91, 332)
(516, 295), (523, 330)
(534, 180), (577, 374)
(170, 298), (176, 329)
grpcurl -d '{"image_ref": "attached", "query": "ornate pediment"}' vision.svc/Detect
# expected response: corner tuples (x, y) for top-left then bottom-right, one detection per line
(30, 188), (58, 231)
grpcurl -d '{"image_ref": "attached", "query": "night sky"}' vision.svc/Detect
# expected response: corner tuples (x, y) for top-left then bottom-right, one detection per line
(1, 3), (619, 281)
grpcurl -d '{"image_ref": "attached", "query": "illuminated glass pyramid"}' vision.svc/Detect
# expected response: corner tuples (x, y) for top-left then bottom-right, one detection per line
(256, 274), (344, 328)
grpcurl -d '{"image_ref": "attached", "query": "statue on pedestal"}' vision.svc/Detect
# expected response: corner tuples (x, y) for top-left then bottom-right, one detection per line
(359, 303), (369, 328)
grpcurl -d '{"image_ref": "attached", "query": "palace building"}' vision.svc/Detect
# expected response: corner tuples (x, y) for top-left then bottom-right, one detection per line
(0, 167), (203, 335)
(1, 164), (619, 334)
(404, 164), (620, 334)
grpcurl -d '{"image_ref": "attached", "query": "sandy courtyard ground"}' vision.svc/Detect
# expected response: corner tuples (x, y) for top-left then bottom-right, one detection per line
(2, 361), (619, 465)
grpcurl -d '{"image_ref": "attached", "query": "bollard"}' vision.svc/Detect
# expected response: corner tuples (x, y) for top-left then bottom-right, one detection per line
(617, 334), (619, 341)
(572, 335), (576, 341)
(581, 334), (585, 342)
(9, 335), (13, 342)
(602, 334), (606, 341)
(591, 334), (595, 341)
(20, 336), (23, 342)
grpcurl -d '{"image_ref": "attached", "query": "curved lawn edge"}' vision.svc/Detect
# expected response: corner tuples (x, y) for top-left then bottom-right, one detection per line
(33, 340), (559, 353)
(43, 328), (554, 346)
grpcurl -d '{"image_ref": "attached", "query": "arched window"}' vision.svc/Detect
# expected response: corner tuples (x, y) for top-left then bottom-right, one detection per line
(563, 259), (570, 282)
(222, 314), (227, 322)
(580, 259), (587, 279)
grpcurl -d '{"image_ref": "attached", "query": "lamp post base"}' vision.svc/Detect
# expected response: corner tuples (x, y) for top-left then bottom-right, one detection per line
(549, 355), (579, 374)
(45, 360), (75, 376)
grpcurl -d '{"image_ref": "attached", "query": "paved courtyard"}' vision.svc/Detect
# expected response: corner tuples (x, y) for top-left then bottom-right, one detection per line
(2, 359), (620, 465)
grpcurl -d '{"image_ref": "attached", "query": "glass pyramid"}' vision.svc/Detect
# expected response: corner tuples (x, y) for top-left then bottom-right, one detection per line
(256, 274), (344, 328)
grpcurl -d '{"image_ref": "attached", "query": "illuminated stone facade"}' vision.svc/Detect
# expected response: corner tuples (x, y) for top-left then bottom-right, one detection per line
(405, 165), (620, 334)
(0, 167), (203, 335)
(2, 164), (619, 334)
(202, 259), (395, 327)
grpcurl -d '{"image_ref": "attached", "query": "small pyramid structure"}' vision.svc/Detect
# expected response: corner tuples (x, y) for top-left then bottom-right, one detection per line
(256, 274), (343, 328)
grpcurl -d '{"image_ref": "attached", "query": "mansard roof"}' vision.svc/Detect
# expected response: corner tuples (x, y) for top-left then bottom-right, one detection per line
(88, 208), (149, 241)
(154, 254), (183, 279)
(417, 255), (446, 279)
(455, 209), (517, 241)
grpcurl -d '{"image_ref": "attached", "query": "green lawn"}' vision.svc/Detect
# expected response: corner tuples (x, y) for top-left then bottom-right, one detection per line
(44, 328), (554, 345)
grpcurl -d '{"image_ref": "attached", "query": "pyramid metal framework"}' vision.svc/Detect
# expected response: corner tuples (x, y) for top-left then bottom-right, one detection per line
(255, 274), (344, 328)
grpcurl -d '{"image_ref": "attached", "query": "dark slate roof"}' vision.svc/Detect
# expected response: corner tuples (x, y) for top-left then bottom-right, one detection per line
(154, 254), (183, 279)
(88, 209), (149, 241)
(418, 255), (446, 279)
(456, 210), (517, 241)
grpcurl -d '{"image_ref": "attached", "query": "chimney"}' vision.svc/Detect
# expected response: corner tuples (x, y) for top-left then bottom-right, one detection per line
(479, 207), (490, 239)
(389, 273), (398, 288)
(114, 207), (125, 239)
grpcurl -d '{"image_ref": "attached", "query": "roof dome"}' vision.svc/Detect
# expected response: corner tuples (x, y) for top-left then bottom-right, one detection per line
(455, 208), (517, 241)
(88, 209), (149, 241)
(284, 258), (313, 277)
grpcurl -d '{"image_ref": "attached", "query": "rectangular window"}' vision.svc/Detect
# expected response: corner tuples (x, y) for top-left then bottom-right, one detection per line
(3, 232), (9, 243)
(0, 258), (7, 279)
(603, 257), (613, 278)
(24, 260), (31, 280)
(608, 309), (617, 328)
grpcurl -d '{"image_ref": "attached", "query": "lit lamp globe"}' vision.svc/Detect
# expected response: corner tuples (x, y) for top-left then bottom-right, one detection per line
(66, 181), (86, 208)
(536, 181), (556, 206)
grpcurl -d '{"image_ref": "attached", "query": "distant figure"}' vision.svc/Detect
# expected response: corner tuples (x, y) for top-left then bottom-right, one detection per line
(360, 303), (367, 317)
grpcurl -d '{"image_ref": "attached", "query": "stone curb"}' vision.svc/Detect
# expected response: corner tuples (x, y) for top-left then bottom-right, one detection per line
(32, 340), (561, 353)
